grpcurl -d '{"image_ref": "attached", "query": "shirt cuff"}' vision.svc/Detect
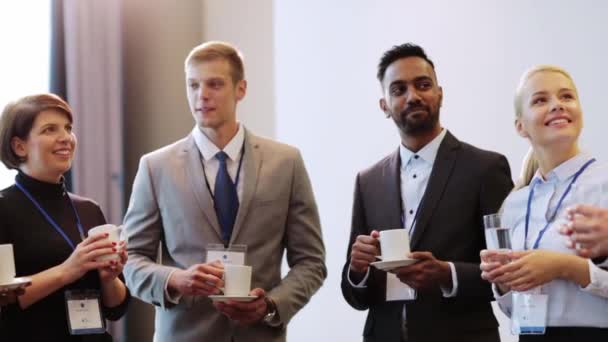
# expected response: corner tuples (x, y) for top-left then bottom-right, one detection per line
(347, 266), (370, 288)
(164, 269), (182, 304)
(581, 259), (608, 298)
(492, 284), (513, 316)
(440, 262), (458, 297)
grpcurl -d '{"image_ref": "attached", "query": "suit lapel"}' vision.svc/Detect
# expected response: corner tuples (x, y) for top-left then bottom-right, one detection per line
(383, 149), (404, 230)
(230, 130), (261, 244)
(410, 131), (460, 249)
(183, 135), (223, 240)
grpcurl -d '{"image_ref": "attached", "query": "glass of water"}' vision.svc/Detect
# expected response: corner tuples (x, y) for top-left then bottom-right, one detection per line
(483, 213), (512, 264)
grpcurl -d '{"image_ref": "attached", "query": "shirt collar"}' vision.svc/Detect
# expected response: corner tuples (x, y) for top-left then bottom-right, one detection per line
(192, 123), (245, 162)
(399, 128), (447, 169)
(531, 151), (593, 184)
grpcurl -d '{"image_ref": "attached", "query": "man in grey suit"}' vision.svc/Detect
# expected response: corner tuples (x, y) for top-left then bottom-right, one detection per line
(341, 43), (513, 341)
(123, 41), (326, 342)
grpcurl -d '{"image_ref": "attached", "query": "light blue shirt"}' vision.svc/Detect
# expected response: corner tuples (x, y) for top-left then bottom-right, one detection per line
(496, 152), (608, 327)
(349, 129), (458, 298)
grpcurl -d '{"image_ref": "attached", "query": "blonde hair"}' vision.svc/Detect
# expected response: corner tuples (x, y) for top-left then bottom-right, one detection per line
(184, 41), (245, 83)
(512, 65), (577, 190)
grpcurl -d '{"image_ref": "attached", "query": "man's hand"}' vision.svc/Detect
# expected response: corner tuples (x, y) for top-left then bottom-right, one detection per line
(392, 251), (451, 291)
(349, 230), (380, 274)
(214, 288), (270, 325)
(167, 261), (224, 297)
(561, 205), (608, 258)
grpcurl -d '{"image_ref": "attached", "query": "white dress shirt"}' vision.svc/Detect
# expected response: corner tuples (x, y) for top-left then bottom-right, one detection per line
(192, 124), (245, 199)
(495, 153), (608, 327)
(165, 124), (245, 303)
(348, 129), (458, 299)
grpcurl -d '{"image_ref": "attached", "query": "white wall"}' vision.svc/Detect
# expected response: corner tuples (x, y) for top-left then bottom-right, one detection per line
(0, 1), (50, 189)
(202, 0), (275, 138)
(274, 1), (608, 341)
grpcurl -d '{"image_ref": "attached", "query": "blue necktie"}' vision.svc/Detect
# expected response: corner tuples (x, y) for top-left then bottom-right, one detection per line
(214, 151), (239, 243)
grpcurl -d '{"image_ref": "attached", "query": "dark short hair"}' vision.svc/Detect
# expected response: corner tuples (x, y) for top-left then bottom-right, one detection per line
(0, 93), (73, 169)
(377, 43), (435, 83)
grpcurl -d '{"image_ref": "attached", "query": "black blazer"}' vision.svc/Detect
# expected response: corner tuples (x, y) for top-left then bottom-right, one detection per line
(341, 131), (513, 342)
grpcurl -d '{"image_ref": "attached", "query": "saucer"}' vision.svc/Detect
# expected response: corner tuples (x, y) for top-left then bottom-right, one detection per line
(371, 258), (419, 271)
(208, 295), (257, 302)
(0, 277), (32, 291)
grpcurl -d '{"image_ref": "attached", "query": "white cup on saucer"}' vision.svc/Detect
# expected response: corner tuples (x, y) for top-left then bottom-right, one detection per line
(223, 265), (252, 296)
(0, 244), (16, 284)
(88, 224), (124, 261)
(379, 229), (410, 261)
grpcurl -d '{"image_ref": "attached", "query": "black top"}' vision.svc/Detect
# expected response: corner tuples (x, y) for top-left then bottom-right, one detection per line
(0, 172), (129, 341)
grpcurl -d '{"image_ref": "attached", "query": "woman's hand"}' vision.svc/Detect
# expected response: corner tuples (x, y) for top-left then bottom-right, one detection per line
(494, 250), (582, 291)
(480, 249), (511, 294)
(99, 240), (128, 283)
(59, 233), (115, 284)
(0, 287), (26, 306)
(561, 205), (608, 258)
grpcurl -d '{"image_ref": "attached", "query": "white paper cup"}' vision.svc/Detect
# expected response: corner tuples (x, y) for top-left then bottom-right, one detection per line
(88, 224), (123, 261)
(223, 264), (252, 296)
(379, 229), (410, 261)
(0, 244), (16, 284)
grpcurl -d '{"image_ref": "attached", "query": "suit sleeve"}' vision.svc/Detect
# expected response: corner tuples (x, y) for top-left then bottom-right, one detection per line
(122, 156), (178, 308)
(267, 150), (327, 324)
(341, 173), (374, 310)
(452, 154), (513, 298)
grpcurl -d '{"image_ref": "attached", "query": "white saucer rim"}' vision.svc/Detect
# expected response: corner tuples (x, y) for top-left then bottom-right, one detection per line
(0, 277), (32, 287)
(208, 295), (257, 301)
(372, 257), (417, 263)
(370, 258), (419, 270)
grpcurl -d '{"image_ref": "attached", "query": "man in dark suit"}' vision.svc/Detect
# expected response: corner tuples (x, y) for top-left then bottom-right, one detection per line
(341, 43), (513, 342)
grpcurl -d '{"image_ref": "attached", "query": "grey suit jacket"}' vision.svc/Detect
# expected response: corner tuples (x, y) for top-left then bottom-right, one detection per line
(123, 129), (326, 342)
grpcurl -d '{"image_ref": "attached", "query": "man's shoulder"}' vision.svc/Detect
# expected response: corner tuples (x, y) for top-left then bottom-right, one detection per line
(357, 150), (398, 180)
(248, 133), (300, 159)
(456, 139), (507, 165)
(141, 136), (191, 163)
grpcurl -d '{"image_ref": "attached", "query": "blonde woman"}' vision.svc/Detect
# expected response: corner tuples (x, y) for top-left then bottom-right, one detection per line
(481, 66), (608, 341)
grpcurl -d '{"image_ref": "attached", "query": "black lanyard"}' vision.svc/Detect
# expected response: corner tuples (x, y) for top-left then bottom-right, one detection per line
(15, 181), (85, 250)
(524, 158), (595, 250)
(199, 143), (245, 201)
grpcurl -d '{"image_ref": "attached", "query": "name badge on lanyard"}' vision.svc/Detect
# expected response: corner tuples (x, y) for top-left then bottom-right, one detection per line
(65, 290), (106, 335)
(512, 158), (595, 335)
(16, 182), (105, 335)
(511, 289), (548, 335)
(206, 244), (247, 265)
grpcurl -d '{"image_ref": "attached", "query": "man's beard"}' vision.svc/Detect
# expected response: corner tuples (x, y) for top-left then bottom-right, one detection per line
(398, 105), (439, 135)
